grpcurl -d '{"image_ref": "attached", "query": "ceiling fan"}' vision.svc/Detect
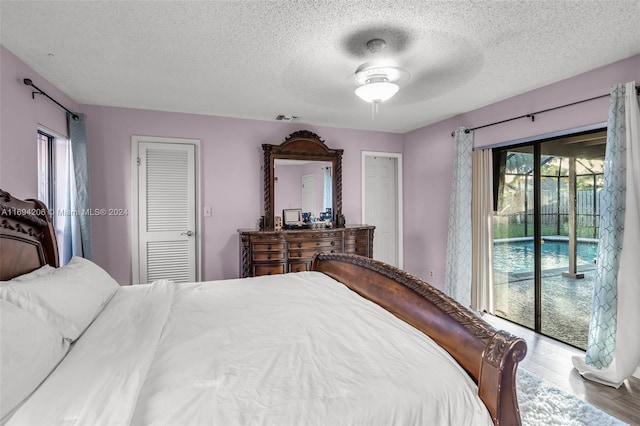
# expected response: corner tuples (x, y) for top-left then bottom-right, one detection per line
(353, 38), (410, 117)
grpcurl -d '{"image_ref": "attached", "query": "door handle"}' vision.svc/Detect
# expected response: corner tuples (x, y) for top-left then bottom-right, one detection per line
(181, 231), (194, 236)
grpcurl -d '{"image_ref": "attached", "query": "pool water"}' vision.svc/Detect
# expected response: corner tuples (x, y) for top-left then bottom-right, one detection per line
(493, 239), (598, 274)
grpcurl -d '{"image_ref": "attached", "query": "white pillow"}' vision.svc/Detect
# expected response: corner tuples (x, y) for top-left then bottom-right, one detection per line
(0, 276), (79, 340)
(0, 257), (119, 341)
(0, 300), (70, 420)
(9, 264), (55, 282)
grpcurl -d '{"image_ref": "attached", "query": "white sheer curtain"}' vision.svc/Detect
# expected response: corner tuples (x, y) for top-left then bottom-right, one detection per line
(51, 113), (91, 265)
(54, 137), (81, 265)
(471, 149), (494, 313)
(572, 81), (640, 387)
(444, 128), (473, 307)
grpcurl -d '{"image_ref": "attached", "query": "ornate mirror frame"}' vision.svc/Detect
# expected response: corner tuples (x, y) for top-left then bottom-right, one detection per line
(263, 130), (344, 230)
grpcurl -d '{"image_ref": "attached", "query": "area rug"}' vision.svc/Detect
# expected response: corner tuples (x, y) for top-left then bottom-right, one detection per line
(517, 368), (627, 425)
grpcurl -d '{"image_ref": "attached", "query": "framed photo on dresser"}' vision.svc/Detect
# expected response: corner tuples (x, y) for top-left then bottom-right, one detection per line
(283, 208), (303, 226)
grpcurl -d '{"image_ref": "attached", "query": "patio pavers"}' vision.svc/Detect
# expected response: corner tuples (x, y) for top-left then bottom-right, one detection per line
(494, 267), (595, 349)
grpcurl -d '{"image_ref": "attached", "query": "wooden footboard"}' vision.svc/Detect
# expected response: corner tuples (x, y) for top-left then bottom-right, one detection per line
(312, 253), (527, 426)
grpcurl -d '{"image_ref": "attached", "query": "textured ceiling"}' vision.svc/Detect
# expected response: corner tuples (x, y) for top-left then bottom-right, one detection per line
(1, 1), (639, 133)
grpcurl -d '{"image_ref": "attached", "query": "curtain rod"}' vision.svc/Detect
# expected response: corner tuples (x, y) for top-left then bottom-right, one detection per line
(23, 78), (79, 121)
(450, 85), (640, 137)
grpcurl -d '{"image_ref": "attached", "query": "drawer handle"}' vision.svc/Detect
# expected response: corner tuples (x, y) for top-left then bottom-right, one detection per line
(355, 247), (359, 252)
(297, 243), (302, 248)
(267, 244), (272, 250)
(354, 239), (358, 244)
(267, 271), (272, 275)
(267, 254), (272, 260)
(330, 241), (335, 246)
(330, 250), (335, 254)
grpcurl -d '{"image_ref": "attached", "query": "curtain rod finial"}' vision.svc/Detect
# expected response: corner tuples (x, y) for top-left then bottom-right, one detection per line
(451, 128), (471, 136)
(23, 78), (33, 86)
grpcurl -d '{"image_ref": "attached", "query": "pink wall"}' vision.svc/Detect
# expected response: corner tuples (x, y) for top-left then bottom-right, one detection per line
(402, 54), (640, 289)
(83, 105), (402, 284)
(0, 46), (79, 199)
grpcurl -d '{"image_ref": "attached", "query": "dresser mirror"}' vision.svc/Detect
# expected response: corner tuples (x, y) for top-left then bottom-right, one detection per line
(274, 159), (333, 219)
(263, 130), (344, 230)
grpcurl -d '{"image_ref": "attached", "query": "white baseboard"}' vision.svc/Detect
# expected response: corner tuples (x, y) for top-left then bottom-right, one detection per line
(634, 366), (640, 379)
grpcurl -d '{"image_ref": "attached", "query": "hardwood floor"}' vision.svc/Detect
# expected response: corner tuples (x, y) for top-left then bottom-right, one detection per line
(484, 314), (640, 425)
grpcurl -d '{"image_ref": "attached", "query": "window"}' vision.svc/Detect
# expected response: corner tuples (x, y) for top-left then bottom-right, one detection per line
(37, 131), (55, 210)
(37, 128), (72, 261)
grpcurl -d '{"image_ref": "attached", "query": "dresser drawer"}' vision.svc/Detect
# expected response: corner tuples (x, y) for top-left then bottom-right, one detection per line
(289, 239), (342, 250)
(289, 247), (340, 260)
(288, 262), (309, 273)
(344, 230), (369, 245)
(252, 242), (286, 252)
(253, 263), (285, 276)
(344, 244), (369, 255)
(287, 230), (342, 240)
(253, 251), (286, 261)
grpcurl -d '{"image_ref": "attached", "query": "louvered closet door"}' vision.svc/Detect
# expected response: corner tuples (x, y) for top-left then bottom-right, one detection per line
(138, 141), (197, 284)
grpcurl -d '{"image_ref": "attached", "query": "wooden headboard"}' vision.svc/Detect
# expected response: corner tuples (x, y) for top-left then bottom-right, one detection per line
(0, 189), (59, 280)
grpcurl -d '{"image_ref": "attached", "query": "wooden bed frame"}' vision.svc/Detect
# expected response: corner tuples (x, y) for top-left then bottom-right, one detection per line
(0, 188), (526, 425)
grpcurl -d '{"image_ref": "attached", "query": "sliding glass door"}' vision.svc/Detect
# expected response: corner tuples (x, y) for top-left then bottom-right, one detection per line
(493, 145), (535, 329)
(492, 130), (605, 349)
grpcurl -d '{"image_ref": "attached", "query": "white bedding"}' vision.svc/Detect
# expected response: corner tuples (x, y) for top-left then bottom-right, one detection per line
(7, 272), (493, 426)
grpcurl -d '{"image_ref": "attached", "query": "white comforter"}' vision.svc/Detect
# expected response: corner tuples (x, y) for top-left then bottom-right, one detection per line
(8, 272), (493, 426)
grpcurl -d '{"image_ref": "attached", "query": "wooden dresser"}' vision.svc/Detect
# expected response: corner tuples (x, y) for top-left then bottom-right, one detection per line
(238, 225), (374, 277)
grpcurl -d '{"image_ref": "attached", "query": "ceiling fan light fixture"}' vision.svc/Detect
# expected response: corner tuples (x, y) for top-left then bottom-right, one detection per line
(354, 77), (399, 103)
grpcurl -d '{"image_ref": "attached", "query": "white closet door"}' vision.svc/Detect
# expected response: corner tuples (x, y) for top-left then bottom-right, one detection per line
(135, 139), (197, 284)
(364, 155), (399, 267)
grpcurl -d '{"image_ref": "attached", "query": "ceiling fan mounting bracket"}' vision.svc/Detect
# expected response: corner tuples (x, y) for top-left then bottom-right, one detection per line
(366, 38), (387, 53)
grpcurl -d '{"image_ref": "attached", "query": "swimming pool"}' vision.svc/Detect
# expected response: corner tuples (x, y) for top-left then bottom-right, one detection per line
(493, 239), (598, 274)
